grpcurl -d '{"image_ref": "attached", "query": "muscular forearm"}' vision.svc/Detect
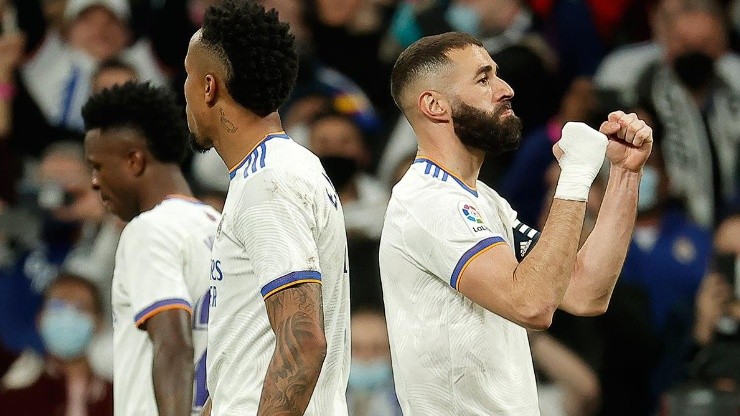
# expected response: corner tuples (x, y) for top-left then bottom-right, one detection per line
(152, 342), (195, 416)
(514, 198), (586, 326)
(563, 165), (639, 315)
(257, 332), (326, 415)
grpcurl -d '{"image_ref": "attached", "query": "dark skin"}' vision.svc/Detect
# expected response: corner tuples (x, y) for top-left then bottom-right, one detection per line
(184, 33), (327, 415)
(145, 310), (195, 416)
(258, 283), (327, 415)
(84, 128), (196, 416)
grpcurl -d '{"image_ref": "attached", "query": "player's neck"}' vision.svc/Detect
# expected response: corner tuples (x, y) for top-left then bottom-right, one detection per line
(212, 112), (284, 171)
(138, 164), (193, 214)
(417, 141), (484, 189)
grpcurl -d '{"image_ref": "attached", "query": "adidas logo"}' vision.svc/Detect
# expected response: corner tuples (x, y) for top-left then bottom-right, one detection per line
(519, 240), (532, 258)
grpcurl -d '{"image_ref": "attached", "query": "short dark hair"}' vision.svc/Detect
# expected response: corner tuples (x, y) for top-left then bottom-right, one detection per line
(390, 32), (483, 111)
(45, 273), (104, 316)
(93, 57), (138, 81)
(82, 81), (189, 163)
(200, 0), (298, 117)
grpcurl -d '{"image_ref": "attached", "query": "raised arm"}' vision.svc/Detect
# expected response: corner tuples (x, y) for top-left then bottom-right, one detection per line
(458, 122), (607, 330)
(560, 111), (652, 316)
(258, 282), (326, 415)
(146, 309), (195, 416)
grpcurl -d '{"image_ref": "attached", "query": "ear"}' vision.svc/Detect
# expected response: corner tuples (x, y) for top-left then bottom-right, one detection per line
(128, 148), (146, 177)
(205, 74), (217, 107)
(418, 91), (449, 123)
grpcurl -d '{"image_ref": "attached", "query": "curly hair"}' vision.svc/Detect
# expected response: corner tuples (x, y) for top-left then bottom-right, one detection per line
(81, 82), (189, 164)
(200, 0), (298, 117)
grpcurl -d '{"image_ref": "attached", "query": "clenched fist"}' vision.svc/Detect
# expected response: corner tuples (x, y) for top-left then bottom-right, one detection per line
(600, 111), (653, 172)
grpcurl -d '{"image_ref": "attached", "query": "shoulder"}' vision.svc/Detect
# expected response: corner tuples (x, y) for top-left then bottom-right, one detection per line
(120, 203), (187, 243)
(391, 173), (479, 227)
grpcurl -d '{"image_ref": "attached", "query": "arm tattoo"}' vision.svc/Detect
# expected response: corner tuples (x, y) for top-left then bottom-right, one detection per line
(219, 108), (238, 133)
(258, 283), (326, 415)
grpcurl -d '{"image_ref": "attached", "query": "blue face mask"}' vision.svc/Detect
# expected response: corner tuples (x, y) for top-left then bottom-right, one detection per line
(348, 359), (393, 392)
(39, 301), (94, 360)
(638, 165), (659, 212)
(445, 4), (482, 37)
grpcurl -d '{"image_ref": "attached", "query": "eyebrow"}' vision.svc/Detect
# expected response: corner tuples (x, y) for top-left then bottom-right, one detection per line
(475, 64), (495, 78)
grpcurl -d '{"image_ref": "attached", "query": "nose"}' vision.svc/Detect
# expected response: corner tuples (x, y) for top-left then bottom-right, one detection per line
(494, 77), (514, 102)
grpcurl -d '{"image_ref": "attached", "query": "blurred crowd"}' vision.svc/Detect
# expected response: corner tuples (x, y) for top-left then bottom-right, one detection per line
(0, 0), (737, 415)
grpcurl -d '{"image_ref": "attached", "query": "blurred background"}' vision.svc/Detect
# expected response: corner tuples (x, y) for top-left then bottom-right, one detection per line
(0, 0), (737, 415)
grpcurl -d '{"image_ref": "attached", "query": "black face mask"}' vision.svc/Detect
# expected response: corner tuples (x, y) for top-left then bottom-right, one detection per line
(320, 156), (358, 191)
(452, 101), (523, 155)
(41, 215), (82, 245)
(672, 51), (716, 91)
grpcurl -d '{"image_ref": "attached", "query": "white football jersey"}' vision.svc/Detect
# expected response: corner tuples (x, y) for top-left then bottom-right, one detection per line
(208, 132), (351, 415)
(379, 158), (540, 415)
(112, 196), (220, 416)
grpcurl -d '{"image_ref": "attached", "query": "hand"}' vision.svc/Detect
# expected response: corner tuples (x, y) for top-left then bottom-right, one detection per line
(0, 32), (25, 80)
(552, 122), (607, 201)
(600, 111), (653, 173)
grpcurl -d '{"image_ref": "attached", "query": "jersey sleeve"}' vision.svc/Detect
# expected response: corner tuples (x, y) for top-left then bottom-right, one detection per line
(231, 169), (322, 301)
(497, 193), (541, 261)
(402, 193), (509, 291)
(512, 219), (541, 261)
(118, 216), (193, 329)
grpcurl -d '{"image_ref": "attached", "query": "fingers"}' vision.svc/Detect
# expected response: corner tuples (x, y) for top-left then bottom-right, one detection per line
(623, 118), (644, 145)
(604, 111), (653, 147)
(633, 124), (653, 147)
(599, 121), (620, 136)
(607, 110), (625, 123)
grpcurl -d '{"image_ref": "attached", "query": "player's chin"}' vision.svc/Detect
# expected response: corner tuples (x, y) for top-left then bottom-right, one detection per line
(188, 134), (212, 154)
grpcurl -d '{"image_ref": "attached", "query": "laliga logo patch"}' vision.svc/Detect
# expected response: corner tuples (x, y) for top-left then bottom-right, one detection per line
(459, 201), (489, 234)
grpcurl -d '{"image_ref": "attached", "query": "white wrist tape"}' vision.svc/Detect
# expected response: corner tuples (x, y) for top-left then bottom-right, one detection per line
(554, 122), (608, 201)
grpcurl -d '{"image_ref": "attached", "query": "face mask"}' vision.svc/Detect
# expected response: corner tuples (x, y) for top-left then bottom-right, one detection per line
(348, 359), (393, 391)
(320, 156), (358, 191)
(40, 301), (94, 360)
(672, 51), (715, 91)
(41, 215), (82, 245)
(638, 165), (659, 213)
(445, 4), (482, 37)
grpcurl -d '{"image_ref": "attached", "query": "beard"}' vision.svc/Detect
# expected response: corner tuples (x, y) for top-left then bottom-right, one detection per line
(189, 133), (213, 154)
(452, 100), (523, 155)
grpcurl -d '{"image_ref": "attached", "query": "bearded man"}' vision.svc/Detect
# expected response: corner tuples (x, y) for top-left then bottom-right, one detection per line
(379, 31), (653, 416)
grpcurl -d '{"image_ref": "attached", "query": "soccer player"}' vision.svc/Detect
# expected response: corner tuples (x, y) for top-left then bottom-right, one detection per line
(380, 32), (652, 415)
(82, 82), (219, 415)
(183, 1), (350, 415)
